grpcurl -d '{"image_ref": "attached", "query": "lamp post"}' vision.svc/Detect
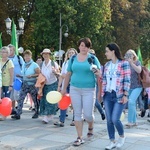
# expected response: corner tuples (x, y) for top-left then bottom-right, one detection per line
(5, 17), (25, 43)
(59, 13), (68, 66)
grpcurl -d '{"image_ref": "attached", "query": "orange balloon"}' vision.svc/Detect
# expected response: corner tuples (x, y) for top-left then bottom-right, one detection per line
(58, 94), (71, 110)
(0, 97), (12, 117)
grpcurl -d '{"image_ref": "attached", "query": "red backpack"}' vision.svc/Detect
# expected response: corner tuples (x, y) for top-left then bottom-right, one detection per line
(139, 66), (150, 88)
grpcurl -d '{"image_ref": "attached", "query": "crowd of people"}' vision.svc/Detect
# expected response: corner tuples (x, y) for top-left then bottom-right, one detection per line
(0, 38), (150, 150)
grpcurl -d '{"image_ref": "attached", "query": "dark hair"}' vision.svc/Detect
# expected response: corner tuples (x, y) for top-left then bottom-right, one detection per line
(37, 56), (42, 59)
(106, 43), (123, 60)
(78, 37), (92, 48)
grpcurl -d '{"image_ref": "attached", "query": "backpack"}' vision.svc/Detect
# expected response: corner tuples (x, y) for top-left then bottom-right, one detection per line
(139, 66), (150, 88)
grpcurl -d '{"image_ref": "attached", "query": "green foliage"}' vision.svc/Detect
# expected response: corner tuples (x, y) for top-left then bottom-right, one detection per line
(0, 0), (149, 63)
(33, 0), (112, 62)
(110, 0), (150, 59)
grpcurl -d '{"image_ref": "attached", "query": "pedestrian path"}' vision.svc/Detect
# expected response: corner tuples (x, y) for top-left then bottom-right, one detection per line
(0, 103), (150, 150)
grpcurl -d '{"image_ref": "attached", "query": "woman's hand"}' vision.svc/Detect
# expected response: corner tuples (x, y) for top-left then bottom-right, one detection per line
(94, 69), (101, 77)
(61, 89), (67, 96)
(57, 86), (61, 92)
(8, 86), (13, 92)
(97, 90), (101, 102)
(16, 74), (23, 78)
(120, 96), (128, 104)
(26, 75), (32, 78)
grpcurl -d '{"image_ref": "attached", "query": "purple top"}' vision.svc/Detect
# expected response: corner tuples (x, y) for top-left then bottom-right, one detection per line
(130, 61), (142, 89)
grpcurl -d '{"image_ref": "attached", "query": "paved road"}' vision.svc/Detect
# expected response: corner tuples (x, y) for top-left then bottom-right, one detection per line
(0, 103), (150, 150)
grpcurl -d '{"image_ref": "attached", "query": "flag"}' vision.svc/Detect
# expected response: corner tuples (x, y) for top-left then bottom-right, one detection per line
(148, 60), (150, 70)
(137, 47), (143, 65)
(0, 33), (2, 49)
(11, 20), (18, 55)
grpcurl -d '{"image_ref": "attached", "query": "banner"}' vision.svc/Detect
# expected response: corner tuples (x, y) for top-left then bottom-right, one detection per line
(137, 47), (143, 65)
(11, 20), (18, 55)
(0, 33), (2, 49)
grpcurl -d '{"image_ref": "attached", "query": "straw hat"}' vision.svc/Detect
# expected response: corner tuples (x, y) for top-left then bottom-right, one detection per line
(41, 48), (51, 55)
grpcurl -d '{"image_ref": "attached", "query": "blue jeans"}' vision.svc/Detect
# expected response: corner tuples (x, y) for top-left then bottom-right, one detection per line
(59, 85), (70, 123)
(95, 99), (104, 115)
(2, 86), (11, 98)
(103, 91), (125, 140)
(95, 84), (104, 115)
(128, 88), (142, 123)
(60, 109), (67, 123)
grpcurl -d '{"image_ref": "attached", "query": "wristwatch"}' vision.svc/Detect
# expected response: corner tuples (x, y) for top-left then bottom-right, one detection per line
(9, 85), (13, 87)
(124, 94), (128, 97)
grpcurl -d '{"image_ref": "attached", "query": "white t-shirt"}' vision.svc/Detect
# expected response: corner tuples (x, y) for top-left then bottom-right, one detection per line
(60, 60), (68, 89)
(61, 60), (68, 75)
(41, 60), (59, 85)
(106, 62), (118, 92)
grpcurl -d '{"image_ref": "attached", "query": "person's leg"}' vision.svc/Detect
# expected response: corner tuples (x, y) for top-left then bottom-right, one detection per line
(112, 102), (125, 137)
(95, 98), (105, 120)
(137, 91), (146, 117)
(103, 92), (116, 141)
(29, 85), (39, 118)
(112, 101), (126, 148)
(54, 109), (67, 127)
(104, 91), (117, 150)
(70, 86), (83, 141)
(12, 84), (28, 119)
(95, 99), (104, 114)
(2, 86), (10, 98)
(10, 89), (19, 115)
(128, 88), (142, 124)
(82, 88), (95, 137)
(10, 89), (15, 108)
(59, 109), (67, 123)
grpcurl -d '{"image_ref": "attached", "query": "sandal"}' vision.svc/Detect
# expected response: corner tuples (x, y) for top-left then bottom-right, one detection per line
(87, 127), (93, 137)
(73, 137), (85, 146)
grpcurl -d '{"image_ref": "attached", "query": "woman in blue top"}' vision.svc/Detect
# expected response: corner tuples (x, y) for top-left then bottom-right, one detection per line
(11, 50), (40, 120)
(61, 37), (101, 146)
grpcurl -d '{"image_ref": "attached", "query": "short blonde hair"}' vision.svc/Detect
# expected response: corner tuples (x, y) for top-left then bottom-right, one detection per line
(1, 46), (10, 55)
(126, 49), (138, 61)
(23, 50), (32, 56)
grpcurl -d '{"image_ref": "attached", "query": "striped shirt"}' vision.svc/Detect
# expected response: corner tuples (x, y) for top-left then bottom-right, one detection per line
(102, 60), (131, 102)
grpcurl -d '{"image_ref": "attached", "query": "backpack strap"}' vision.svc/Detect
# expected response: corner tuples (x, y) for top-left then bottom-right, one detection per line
(71, 54), (95, 64)
(1, 59), (10, 72)
(17, 55), (22, 68)
(90, 55), (95, 64)
(71, 54), (77, 64)
(51, 60), (56, 68)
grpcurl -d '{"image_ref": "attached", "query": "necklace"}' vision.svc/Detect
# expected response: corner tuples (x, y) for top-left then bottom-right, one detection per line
(108, 60), (118, 92)
(110, 61), (118, 80)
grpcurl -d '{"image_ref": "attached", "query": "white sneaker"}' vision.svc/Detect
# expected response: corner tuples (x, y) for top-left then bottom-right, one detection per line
(105, 141), (116, 150)
(0, 115), (6, 121)
(42, 116), (49, 124)
(116, 137), (126, 148)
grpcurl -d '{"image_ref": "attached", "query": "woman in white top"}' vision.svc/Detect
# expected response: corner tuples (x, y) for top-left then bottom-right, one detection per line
(54, 48), (77, 127)
(40, 48), (60, 124)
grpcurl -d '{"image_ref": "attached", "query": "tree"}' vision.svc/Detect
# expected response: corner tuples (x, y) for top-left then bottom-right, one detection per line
(0, 0), (35, 48)
(110, 0), (150, 57)
(33, 0), (112, 62)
